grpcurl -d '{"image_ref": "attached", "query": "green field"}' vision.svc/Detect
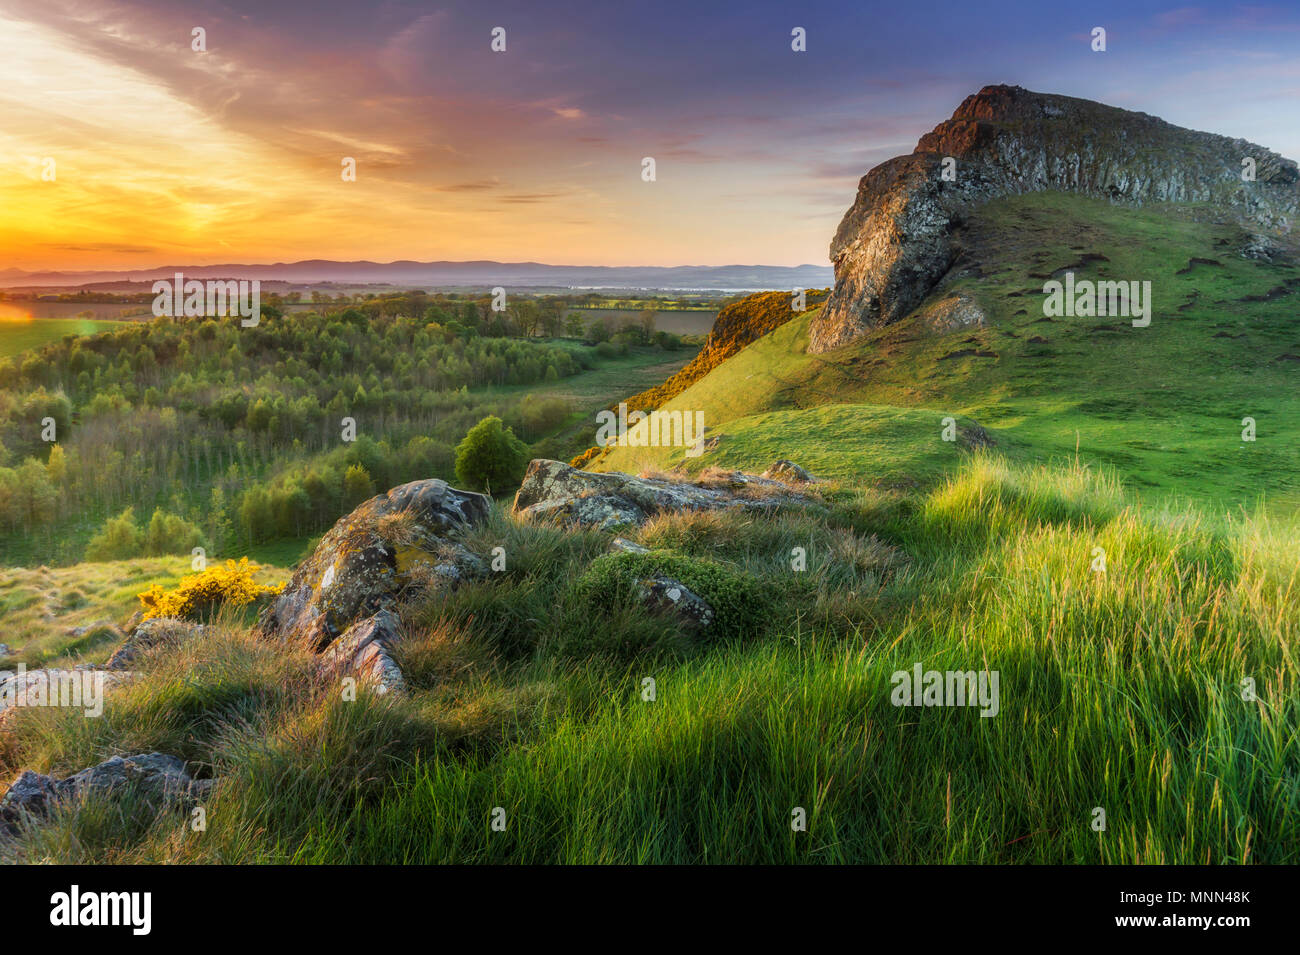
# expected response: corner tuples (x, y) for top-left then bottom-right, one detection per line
(0, 318), (125, 359)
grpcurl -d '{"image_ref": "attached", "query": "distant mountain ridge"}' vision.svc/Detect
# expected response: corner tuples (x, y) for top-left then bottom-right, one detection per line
(0, 260), (833, 291)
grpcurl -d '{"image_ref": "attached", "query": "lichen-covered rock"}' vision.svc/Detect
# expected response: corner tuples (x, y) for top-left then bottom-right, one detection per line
(921, 293), (987, 333)
(512, 459), (815, 530)
(637, 576), (714, 632)
(957, 423), (996, 450)
(1, 753), (207, 835)
(259, 478), (490, 649)
(106, 617), (205, 670)
(318, 609), (406, 696)
(811, 84), (1300, 353)
(760, 460), (817, 483)
(1241, 232), (1292, 263)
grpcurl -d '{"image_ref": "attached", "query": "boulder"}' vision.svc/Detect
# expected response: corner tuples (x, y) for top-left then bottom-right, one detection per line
(957, 423), (996, 450)
(611, 537), (650, 554)
(637, 577), (714, 633)
(106, 617), (205, 670)
(921, 293), (987, 334)
(512, 459), (815, 530)
(259, 478), (490, 649)
(1241, 232), (1292, 263)
(317, 610), (406, 696)
(1, 753), (208, 835)
(760, 460), (817, 483)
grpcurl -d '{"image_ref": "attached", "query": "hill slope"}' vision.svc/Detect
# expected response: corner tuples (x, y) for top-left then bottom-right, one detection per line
(599, 191), (1300, 513)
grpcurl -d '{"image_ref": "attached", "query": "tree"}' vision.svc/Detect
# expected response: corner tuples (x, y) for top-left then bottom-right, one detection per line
(143, 507), (206, 556)
(540, 299), (564, 337)
(46, 444), (67, 485)
(512, 300), (541, 337)
(85, 507), (144, 561)
(454, 416), (528, 495)
(343, 463), (376, 507)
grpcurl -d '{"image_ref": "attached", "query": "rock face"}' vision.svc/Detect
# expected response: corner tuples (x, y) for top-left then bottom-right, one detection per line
(810, 84), (1300, 353)
(1, 753), (208, 835)
(259, 478), (490, 650)
(512, 459), (815, 530)
(317, 610), (406, 696)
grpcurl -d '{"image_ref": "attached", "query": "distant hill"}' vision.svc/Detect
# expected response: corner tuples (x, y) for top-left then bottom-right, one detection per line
(0, 261), (833, 292)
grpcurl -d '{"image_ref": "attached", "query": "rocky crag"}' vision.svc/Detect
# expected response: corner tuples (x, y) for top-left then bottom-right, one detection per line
(810, 84), (1300, 353)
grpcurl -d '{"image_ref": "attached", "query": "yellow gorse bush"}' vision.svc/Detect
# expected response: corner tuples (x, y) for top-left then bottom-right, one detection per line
(138, 557), (284, 621)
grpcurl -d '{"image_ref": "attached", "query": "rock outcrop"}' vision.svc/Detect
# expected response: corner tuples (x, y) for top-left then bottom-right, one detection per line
(612, 290), (829, 418)
(317, 609), (406, 696)
(810, 84), (1300, 353)
(512, 459), (816, 530)
(106, 617), (206, 670)
(0, 666), (137, 725)
(258, 478), (490, 650)
(1, 753), (209, 835)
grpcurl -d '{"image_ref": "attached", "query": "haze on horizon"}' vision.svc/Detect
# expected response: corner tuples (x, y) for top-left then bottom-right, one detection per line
(2, 0), (1297, 273)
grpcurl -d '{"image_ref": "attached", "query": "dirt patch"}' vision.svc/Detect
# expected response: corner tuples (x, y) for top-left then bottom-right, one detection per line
(1175, 257), (1223, 275)
(938, 349), (998, 361)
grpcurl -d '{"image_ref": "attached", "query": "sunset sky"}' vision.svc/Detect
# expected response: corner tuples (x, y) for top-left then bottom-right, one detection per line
(2, 0), (1298, 271)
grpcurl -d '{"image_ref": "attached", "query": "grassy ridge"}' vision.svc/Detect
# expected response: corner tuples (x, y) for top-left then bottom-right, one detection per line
(3, 456), (1295, 863)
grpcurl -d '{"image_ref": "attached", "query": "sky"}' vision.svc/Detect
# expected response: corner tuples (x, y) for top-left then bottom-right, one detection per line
(1, 0), (1297, 271)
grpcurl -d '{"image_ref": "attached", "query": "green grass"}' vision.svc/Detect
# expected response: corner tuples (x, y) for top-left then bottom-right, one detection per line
(2, 456), (1295, 863)
(0, 318), (125, 359)
(600, 193), (1300, 515)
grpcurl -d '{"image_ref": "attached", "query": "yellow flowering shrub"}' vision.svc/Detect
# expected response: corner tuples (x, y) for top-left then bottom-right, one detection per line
(138, 557), (284, 621)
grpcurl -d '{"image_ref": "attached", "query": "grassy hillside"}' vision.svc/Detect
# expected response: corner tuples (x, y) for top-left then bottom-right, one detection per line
(3, 458), (1294, 863)
(0, 557), (289, 667)
(600, 192), (1300, 514)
